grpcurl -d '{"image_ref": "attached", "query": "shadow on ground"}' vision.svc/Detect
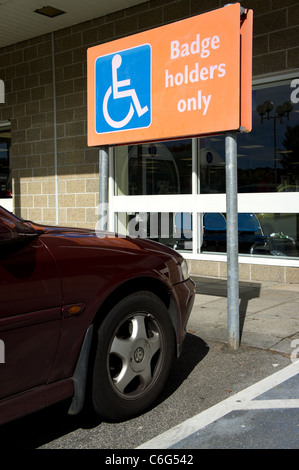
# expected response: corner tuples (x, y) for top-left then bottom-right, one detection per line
(0, 334), (208, 449)
(191, 275), (262, 341)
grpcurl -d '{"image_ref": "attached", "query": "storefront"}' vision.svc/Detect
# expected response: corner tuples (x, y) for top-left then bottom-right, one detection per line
(110, 72), (299, 280)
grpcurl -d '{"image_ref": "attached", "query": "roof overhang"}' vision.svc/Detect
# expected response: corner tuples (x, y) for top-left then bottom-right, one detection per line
(0, 0), (147, 48)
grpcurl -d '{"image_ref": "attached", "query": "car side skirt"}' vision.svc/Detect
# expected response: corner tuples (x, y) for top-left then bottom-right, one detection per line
(0, 378), (74, 426)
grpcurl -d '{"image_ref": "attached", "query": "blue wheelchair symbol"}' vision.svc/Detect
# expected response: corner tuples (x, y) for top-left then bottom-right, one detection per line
(95, 44), (151, 133)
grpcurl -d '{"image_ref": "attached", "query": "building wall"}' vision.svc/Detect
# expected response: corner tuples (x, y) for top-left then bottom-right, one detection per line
(188, 258), (299, 283)
(0, 0), (299, 279)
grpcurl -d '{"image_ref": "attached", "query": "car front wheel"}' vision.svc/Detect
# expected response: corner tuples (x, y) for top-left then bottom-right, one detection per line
(91, 291), (175, 420)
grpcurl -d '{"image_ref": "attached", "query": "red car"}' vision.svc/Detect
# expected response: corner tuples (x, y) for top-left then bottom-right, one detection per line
(0, 206), (195, 425)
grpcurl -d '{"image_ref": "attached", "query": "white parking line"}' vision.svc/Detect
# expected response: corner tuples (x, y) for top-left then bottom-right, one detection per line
(137, 360), (299, 449)
(238, 399), (299, 409)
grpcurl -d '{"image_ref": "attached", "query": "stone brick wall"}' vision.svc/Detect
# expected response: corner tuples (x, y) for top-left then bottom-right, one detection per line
(0, 0), (298, 228)
(188, 258), (299, 283)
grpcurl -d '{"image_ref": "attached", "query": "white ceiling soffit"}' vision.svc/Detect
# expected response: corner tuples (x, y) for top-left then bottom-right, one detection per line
(0, 0), (148, 48)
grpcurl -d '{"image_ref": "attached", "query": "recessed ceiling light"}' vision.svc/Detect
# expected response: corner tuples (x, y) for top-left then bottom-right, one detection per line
(34, 6), (66, 18)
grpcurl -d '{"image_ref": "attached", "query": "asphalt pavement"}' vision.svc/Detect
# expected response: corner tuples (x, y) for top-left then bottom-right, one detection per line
(138, 275), (299, 449)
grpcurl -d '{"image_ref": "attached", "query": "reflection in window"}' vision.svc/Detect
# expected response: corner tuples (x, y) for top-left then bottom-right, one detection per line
(202, 212), (299, 258)
(199, 137), (225, 193)
(114, 211), (299, 258)
(114, 140), (192, 196)
(199, 80), (299, 194)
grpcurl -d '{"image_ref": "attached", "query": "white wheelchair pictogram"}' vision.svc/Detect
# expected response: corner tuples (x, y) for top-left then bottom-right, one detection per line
(103, 54), (149, 129)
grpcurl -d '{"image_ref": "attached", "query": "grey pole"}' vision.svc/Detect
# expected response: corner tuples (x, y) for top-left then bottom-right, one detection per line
(225, 132), (240, 349)
(98, 145), (109, 231)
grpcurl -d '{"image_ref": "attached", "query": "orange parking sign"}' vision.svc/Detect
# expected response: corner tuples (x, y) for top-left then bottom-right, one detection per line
(87, 3), (252, 147)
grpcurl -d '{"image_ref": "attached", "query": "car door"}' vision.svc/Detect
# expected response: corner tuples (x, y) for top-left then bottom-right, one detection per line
(0, 220), (62, 400)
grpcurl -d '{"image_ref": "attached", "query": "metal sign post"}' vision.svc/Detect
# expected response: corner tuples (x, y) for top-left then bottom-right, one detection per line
(225, 132), (240, 349)
(98, 145), (109, 231)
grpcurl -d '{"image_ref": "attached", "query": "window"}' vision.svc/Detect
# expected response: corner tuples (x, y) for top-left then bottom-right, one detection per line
(239, 80), (299, 193)
(202, 212), (299, 258)
(198, 136), (225, 193)
(199, 80), (299, 194)
(115, 140), (192, 196)
(0, 123), (11, 199)
(112, 78), (299, 260)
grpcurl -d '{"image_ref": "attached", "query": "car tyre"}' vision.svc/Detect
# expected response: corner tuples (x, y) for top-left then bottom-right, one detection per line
(91, 291), (175, 420)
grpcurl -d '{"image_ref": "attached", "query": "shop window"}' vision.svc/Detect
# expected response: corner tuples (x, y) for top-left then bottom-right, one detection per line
(202, 212), (299, 258)
(115, 79), (299, 198)
(199, 79), (299, 194)
(114, 211), (299, 258)
(239, 80), (299, 193)
(0, 123), (11, 199)
(113, 78), (299, 259)
(198, 136), (225, 193)
(114, 140), (192, 196)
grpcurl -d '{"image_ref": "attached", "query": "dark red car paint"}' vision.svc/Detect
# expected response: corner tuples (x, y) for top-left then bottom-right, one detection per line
(0, 206), (195, 425)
